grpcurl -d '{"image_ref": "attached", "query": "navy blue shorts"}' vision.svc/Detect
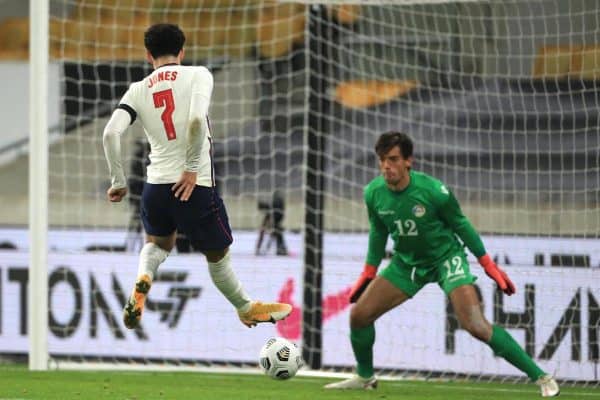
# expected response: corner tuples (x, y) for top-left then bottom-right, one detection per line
(140, 183), (233, 251)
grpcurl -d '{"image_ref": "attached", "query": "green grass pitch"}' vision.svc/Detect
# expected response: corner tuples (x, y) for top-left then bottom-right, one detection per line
(0, 365), (599, 399)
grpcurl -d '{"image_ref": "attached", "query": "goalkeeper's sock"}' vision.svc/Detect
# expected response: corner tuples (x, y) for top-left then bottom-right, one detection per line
(208, 251), (252, 311)
(488, 325), (545, 381)
(350, 324), (376, 379)
(137, 242), (169, 281)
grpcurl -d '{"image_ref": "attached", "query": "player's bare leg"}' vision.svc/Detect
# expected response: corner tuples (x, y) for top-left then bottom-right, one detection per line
(123, 233), (174, 329)
(325, 276), (410, 390)
(204, 247), (292, 327)
(349, 276), (410, 330)
(448, 284), (492, 341)
(450, 285), (558, 397)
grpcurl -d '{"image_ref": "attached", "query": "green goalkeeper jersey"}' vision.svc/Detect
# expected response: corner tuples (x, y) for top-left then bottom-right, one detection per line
(364, 170), (486, 269)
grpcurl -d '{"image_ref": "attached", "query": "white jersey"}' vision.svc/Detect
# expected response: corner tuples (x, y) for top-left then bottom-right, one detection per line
(118, 65), (214, 186)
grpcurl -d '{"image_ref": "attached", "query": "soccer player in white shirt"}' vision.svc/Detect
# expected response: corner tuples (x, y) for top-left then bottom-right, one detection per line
(102, 23), (292, 329)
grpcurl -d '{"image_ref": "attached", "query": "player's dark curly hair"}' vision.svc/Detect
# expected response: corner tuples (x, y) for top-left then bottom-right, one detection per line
(375, 131), (413, 159)
(144, 23), (186, 58)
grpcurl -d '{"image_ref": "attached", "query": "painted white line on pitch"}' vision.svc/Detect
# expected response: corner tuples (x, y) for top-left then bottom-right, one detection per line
(197, 373), (600, 398)
(39, 364), (600, 398)
(386, 382), (600, 397)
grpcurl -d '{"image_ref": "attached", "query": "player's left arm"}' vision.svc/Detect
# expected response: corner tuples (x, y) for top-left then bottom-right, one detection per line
(438, 187), (516, 295)
(102, 108), (132, 202)
(173, 67), (213, 201)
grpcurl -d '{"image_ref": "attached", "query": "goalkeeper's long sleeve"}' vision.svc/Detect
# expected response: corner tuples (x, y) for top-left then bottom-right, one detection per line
(364, 190), (388, 268)
(438, 190), (486, 258)
(102, 108), (131, 189)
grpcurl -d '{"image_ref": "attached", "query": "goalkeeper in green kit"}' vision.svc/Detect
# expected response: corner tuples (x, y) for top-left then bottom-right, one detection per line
(324, 132), (559, 397)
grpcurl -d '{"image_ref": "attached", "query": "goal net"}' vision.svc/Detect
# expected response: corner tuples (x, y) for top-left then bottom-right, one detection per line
(8, 0), (600, 384)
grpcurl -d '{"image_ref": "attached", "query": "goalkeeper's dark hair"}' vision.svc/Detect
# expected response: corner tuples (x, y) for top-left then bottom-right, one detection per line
(144, 24), (186, 58)
(375, 131), (413, 159)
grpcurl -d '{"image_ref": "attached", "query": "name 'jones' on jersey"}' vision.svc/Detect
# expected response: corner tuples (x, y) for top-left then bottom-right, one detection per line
(119, 65), (214, 186)
(147, 70), (178, 88)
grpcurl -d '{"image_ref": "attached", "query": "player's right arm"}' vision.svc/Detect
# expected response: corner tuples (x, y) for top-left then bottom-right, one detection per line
(102, 108), (132, 202)
(102, 84), (138, 202)
(172, 67), (214, 201)
(349, 187), (388, 303)
(365, 190), (388, 268)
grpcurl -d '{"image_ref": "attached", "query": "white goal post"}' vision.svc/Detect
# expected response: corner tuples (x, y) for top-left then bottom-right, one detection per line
(29, 0), (49, 372)
(17, 0), (600, 385)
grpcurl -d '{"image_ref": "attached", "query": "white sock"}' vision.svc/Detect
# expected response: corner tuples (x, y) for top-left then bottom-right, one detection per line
(137, 242), (169, 281)
(207, 251), (252, 311)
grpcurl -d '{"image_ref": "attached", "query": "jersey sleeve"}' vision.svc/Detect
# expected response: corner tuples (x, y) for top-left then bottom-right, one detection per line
(436, 185), (486, 258)
(116, 83), (138, 125)
(102, 108), (132, 189)
(190, 67), (213, 117)
(184, 67), (214, 172)
(364, 187), (388, 267)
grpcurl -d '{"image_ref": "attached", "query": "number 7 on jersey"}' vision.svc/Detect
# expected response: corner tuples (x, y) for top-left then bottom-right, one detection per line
(153, 89), (177, 140)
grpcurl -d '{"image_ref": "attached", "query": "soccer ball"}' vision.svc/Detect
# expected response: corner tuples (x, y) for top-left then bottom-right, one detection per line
(259, 337), (303, 380)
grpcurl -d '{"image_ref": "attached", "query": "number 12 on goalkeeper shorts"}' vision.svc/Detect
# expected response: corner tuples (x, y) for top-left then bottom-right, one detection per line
(444, 256), (465, 279)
